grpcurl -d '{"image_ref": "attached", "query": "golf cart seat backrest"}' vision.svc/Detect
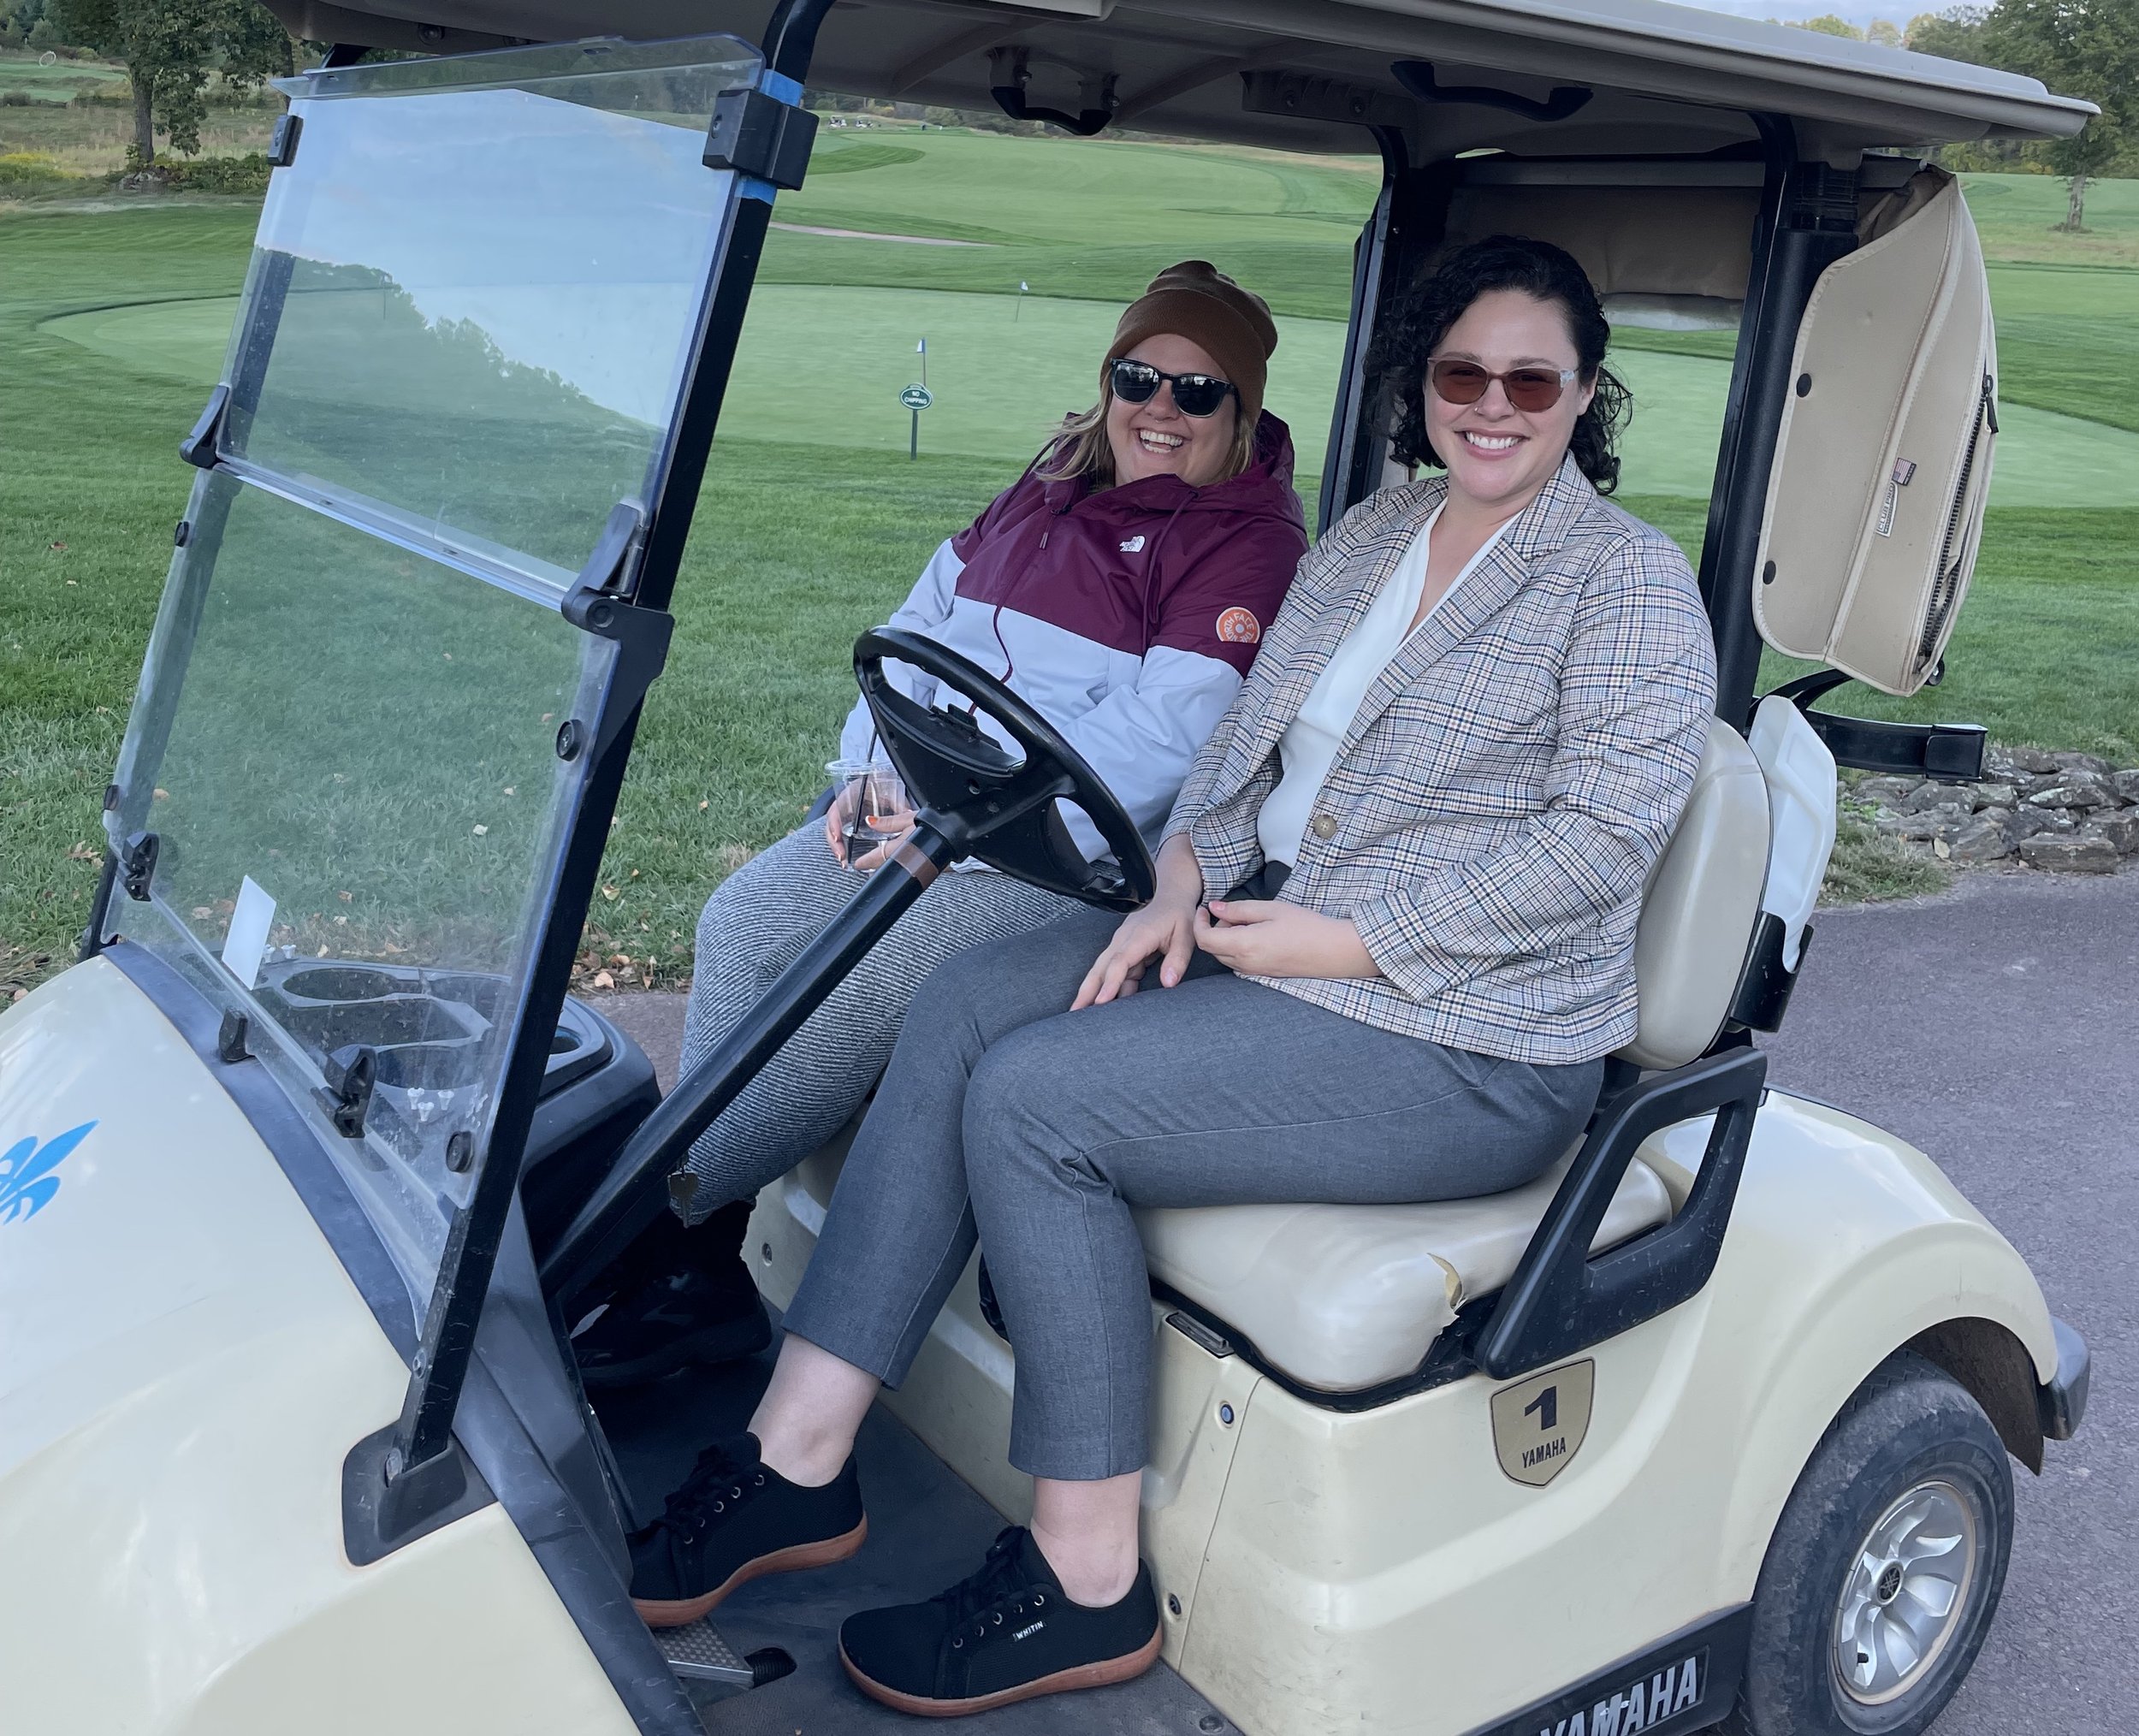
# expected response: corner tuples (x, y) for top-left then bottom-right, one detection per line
(1135, 721), (1770, 1392)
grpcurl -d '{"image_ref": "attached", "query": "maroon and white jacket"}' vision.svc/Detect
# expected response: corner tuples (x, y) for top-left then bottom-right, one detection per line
(840, 412), (1309, 858)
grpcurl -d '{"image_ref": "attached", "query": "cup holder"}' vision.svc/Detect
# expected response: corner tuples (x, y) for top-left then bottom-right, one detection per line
(372, 1041), (483, 1093)
(252, 958), (610, 1101)
(278, 966), (406, 1004)
(423, 973), (507, 1026)
(280, 994), (481, 1052)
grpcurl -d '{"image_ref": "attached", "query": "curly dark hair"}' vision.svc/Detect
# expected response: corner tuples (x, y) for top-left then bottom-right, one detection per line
(1372, 234), (1632, 495)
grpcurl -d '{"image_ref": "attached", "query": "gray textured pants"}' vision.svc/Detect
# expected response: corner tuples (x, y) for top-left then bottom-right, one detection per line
(678, 824), (1081, 1220)
(783, 909), (1603, 1481)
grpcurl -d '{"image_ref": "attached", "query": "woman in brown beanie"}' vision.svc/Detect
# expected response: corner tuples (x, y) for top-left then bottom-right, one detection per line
(575, 263), (1307, 1404)
(1043, 258), (1283, 491)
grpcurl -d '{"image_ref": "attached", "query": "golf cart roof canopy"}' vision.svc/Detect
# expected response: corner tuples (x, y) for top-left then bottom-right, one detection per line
(265, 0), (2094, 157)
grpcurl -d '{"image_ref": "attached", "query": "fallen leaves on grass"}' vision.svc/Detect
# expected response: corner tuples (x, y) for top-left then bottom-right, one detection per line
(2, 944), (56, 1002)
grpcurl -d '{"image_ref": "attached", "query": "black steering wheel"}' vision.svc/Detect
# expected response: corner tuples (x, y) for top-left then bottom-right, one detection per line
(855, 628), (1155, 911)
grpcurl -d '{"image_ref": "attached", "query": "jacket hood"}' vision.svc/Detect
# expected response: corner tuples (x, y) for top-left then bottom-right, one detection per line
(1045, 412), (1304, 530)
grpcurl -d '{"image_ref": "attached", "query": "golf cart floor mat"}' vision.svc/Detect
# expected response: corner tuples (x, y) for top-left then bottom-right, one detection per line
(591, 1322), (1233, 1735)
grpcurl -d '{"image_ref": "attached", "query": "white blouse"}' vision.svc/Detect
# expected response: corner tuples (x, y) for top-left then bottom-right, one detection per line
(1257, 503), (1509, 867)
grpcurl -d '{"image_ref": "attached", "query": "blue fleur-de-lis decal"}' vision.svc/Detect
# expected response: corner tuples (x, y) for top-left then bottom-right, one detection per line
(0, 1122), (96, 1224)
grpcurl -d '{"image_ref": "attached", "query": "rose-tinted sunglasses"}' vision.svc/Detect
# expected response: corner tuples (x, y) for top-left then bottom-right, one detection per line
(1428, 358), (1582, 412)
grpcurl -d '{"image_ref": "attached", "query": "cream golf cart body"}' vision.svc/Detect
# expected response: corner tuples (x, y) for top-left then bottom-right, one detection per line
(0, 3), (2098, 1735)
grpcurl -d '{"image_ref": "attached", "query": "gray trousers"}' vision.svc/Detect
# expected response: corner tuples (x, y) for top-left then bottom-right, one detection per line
(678, 824), (1082, 1220)
(783, 909), (1603, 1481)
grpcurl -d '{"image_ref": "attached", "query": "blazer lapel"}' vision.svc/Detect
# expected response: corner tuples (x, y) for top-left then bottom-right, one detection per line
(1332, 457), (1597, 760)
(1224, 481), (1445, 779)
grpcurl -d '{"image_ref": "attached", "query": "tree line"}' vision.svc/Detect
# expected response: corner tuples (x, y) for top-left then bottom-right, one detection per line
(3, 0), (295, 168)
(1792, 2), (2132, 228)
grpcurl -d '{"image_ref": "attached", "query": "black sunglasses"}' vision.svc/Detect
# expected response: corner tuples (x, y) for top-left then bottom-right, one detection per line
(1109, 358), (1236, 418)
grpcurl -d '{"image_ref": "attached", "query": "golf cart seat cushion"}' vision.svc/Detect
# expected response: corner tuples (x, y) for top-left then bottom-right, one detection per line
(1617, 719), (1772, 1072)
(1135, 1151), (1671, 1393)
(1133, 725), (1765, 1392)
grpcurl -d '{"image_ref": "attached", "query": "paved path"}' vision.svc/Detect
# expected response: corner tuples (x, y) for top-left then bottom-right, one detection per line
(1761, 868), (2137, 1733)
(591, 866), (2138, 1732)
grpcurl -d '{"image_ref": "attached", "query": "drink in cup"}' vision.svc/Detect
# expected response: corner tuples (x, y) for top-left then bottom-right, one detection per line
(826, 759), (911, 867)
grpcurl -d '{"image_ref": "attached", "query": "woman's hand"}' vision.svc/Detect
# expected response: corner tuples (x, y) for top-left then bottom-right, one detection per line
(1194, 898), (1380, 981)
(822, 788), (916, 872)
(1072, 834), (1205, 1008)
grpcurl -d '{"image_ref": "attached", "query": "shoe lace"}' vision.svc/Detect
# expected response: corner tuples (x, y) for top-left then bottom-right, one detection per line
(940, 1527), (1050, 1653)
(662, 1438), (768, 1539)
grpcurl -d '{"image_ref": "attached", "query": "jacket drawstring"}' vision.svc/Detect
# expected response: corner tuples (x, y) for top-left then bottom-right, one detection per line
(987, 495), (1075, 691)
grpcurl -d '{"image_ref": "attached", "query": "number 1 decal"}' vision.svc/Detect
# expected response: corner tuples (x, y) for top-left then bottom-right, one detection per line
(1490, 1362), (1594, 1487)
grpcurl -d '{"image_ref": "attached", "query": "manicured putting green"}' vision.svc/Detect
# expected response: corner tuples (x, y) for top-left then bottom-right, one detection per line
(44, 284), (2139, 509)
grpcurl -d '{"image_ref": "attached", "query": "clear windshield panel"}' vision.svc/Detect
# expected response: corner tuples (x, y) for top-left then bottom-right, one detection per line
(222, 35), (761, 586)
(109, 472), (605, 1277)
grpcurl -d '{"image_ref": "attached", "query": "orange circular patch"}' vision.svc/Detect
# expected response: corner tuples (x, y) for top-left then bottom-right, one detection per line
(1216, 606), (1260, 644)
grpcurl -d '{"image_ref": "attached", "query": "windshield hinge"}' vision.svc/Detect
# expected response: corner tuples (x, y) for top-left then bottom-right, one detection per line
(563, 501), (673, 762)
(316, 1044), (376, 1139)
(180, 383), (230, 470)
(569, 498), (646, 601)
(704, 71), (816, 192)
(121, 830), (159, 900)
(267, 113), (301, 169)
(216, 1008), (252, 1064)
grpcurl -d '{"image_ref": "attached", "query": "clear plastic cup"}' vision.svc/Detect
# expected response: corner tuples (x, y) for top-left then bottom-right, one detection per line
(825, 758), (911, 868)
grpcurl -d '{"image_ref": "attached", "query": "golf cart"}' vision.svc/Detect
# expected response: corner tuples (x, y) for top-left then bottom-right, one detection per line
(0, 1), (2099, 1732)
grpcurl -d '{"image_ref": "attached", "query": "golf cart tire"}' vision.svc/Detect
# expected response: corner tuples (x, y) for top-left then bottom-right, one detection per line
(1724, 1350), (2013, 1736)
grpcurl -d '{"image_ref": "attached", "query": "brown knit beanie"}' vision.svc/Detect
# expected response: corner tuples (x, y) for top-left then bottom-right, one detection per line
(1106, 260), (1279, 426)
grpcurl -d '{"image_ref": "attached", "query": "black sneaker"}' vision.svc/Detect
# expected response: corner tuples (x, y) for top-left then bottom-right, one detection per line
(838, 1526), (1162, 1715)
(571, 1208), (772, 1389)
(631, 1434), (868, 1628)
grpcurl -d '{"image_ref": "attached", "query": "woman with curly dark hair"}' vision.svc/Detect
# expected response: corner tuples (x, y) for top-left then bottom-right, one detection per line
(619, 236), (1717, 1718)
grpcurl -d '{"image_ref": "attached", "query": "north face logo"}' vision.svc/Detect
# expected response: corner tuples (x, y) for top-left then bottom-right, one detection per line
(1120, 535), (1147, 553)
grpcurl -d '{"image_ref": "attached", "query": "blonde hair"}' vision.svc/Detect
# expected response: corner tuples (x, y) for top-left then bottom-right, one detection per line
(1037, 372), (1257, 489)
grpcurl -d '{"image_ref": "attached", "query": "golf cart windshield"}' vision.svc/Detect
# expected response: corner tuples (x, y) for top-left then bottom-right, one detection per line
(103, 34), (762, 1295)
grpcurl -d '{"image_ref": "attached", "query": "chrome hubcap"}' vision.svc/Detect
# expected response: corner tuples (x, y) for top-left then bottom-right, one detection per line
(1833, 1480), (1976, 1706)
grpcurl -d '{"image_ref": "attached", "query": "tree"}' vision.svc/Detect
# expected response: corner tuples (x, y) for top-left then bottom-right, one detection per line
(47, 0), (289, 168)
(1980, 0), (2137, 230)
(1794, 14), (1868, 37)
(1905, 3), (1991, 55)
(1868, 19), (1905, 44)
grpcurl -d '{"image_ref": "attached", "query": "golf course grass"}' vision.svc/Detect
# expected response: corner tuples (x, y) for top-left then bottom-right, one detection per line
(4, 135), (2138, 993)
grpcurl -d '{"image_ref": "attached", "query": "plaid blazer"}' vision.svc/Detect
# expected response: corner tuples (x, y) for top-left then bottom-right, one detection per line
(1163, 455), (1717, 1065)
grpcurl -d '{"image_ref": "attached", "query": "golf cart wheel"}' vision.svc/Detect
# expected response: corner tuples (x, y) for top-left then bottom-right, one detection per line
(1725, 1349), (2012, 1736)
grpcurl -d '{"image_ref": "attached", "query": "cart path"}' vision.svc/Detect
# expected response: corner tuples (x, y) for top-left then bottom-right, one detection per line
(1759, 867), (2139, 1734)
(592, 864), (2139, 1733)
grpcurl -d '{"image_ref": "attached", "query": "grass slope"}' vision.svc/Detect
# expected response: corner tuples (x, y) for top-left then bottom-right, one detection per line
(761, 129), (1377, 320)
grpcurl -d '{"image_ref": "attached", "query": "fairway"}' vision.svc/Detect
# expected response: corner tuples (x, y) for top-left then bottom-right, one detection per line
(45, 285), (2139, 508)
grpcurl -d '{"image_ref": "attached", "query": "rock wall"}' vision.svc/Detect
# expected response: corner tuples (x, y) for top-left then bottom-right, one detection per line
(1852, 749), (2139, 874)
